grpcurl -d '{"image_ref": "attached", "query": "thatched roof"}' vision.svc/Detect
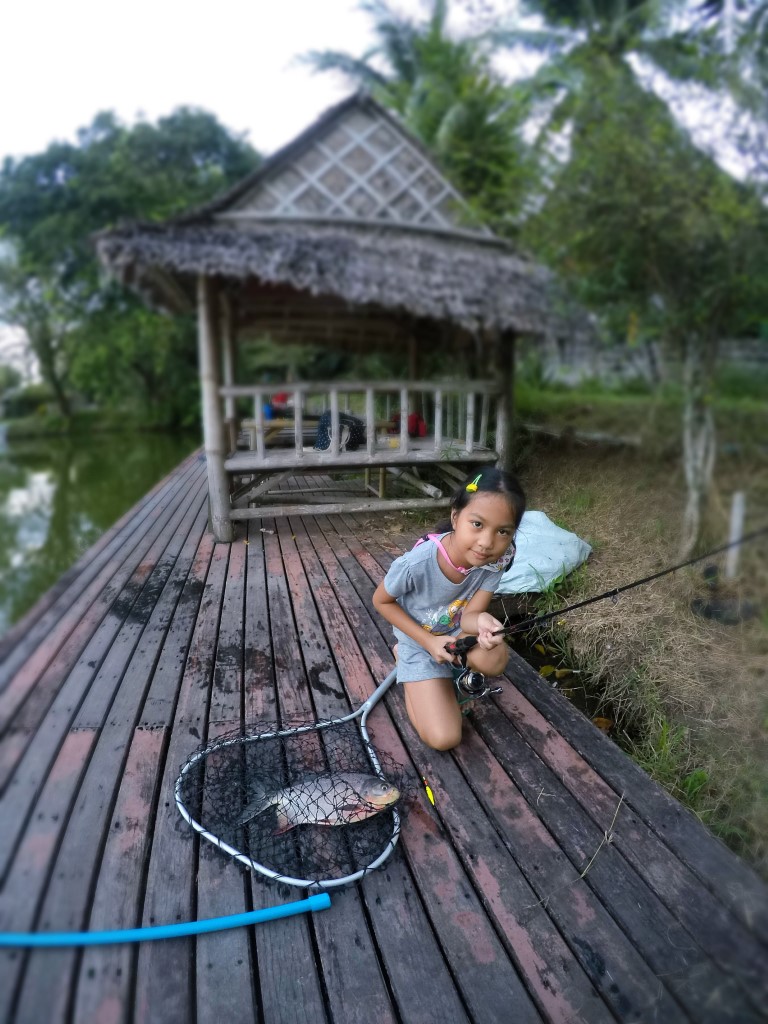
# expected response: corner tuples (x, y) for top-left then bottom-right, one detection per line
(98, 220), (574, 336)
(96, 93), (583, 339)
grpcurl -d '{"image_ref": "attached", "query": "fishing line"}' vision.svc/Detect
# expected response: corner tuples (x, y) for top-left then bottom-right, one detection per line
(448, 526), (768, 657)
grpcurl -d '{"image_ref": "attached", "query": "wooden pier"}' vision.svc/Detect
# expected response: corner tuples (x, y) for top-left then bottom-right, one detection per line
(1, 452), (766, 1024)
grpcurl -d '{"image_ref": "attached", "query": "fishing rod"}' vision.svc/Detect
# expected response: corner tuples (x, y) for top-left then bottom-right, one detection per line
(446, 525), (768, 662)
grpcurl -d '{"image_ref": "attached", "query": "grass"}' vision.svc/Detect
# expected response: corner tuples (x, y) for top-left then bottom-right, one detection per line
(513, 428), (768, 879)
(515, 379), (768, 455)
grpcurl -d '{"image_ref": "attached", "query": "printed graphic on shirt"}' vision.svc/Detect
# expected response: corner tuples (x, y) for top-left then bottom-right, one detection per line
(421, 598), (468, 635)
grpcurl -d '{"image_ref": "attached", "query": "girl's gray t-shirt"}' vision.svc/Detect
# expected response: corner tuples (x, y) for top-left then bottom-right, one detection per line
(382, 536), (503, 641)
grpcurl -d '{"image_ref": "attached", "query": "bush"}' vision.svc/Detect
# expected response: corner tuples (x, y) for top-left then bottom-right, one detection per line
(1, 383), (57, 419)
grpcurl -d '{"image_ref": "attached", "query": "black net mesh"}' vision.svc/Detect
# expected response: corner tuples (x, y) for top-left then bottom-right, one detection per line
(177, 718), (411, 886)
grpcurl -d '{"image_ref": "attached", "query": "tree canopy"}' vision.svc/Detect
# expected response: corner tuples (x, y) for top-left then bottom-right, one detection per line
(0, 107), (259, 425)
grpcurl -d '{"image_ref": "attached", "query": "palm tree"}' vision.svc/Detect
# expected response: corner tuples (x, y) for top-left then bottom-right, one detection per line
(503, 0), (767, 553)
(494, 1), (717, 149)
(693, 1), (768, 185)
(303, 0), (531, 223)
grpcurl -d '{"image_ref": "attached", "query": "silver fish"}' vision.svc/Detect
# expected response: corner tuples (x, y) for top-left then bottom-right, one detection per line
(237, 771), (400, 834)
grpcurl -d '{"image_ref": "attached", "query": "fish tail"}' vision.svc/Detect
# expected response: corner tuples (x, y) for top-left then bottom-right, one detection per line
(236, 781), (273, 828)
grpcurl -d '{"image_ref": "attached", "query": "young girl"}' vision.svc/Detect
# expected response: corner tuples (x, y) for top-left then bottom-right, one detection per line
(373, 467), (526, 751)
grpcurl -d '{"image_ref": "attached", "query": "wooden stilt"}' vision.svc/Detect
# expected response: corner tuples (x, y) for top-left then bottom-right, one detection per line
(198, 275), (234, 542)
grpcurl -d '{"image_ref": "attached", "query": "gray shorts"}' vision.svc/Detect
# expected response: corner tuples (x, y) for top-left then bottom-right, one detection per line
(394, 634), (458, 683)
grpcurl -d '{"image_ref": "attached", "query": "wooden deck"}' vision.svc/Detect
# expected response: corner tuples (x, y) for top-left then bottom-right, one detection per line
(1, 452), (767, 1024)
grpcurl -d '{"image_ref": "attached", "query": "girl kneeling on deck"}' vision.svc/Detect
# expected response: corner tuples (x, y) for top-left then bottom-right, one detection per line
(373, 467), (526, 751)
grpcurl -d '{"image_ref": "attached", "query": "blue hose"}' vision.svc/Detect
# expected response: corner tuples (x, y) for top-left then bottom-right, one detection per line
(0, 893), (331, 947)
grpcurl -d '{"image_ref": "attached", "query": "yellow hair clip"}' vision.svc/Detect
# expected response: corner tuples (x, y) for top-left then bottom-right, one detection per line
(466, 474), (482, 492)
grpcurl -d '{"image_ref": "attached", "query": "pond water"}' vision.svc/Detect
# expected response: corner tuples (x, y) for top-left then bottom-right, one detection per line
(0, 431), (198, 637)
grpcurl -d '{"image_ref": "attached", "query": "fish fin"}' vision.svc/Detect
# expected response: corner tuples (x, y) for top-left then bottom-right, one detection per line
(272, 811), (295, 836)
(236, 783), (272, 828)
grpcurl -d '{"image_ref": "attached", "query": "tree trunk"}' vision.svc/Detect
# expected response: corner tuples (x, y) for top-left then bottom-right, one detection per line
(680, 332), (718, 558)
(26, 314), (71, 420)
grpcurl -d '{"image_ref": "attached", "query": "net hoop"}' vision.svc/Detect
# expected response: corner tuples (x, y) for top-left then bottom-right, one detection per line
(175, 669), (402, 889)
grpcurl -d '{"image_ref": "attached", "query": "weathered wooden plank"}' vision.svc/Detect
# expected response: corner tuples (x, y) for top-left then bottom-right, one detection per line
(493, 671), (768, 1014)
(0, 475), (210, 878)
(508, 658), (768, 947)
(225, 446), (495, 474)
(248, 524), (330, 1024)
(195, 539), (257, 1024)
(132, 541), (228, 1024)
(71, 514), (213, 1024)
(279, 516), (472, 1024)
(0, 729), (96, 1024)
(462, 707), (756, 1023)
(72, 727), (165, 1024)
(9, 489), (214, 1024)
(232, 496), (451, 519)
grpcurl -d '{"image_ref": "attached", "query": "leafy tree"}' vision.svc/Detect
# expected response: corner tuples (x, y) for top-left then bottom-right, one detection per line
(0, 363), (21, 392)
(524, 75), (768, 553)
(304, 0), (532, 223)
(497, 0), (767, 550)
(0, 108), (259, 423)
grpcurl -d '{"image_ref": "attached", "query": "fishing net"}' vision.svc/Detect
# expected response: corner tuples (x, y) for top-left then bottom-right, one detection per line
(176, 707), (411, 889)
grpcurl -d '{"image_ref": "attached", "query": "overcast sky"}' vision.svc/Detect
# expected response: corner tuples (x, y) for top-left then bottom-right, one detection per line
(1, 1), (507, 164)
(2, 1), (392, 163)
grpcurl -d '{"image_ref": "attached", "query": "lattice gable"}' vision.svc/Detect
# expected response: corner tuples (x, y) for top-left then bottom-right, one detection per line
(218, 102), (491, 237)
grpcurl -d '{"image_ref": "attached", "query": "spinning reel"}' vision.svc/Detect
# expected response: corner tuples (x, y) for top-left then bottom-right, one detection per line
(445, 637), (503, 703)
(454, 667), (502, 701)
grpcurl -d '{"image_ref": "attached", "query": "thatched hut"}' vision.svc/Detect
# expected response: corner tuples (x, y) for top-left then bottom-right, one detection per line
(97, 92), (579, 541)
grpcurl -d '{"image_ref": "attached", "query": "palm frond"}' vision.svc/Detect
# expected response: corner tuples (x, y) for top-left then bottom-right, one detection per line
(300, 49), (390, 90)
(635, 34), (723, 86)
(489, 26), (576, 54)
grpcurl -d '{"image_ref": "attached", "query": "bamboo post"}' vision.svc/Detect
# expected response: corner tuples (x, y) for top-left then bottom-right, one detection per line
(434, 389), (443, 453)
(725, 492), (745, 580)
(366, 388), (375, 458)
(492, 330), (515, 470)
(400, 387), (409, 454)
(330, 389), (340, 456)
(293, 387), (303, 460)
(197, 275), (233, 543)
(253, 394), (265, 461)
(465, 392), (476, 453)
(480, 393), (490, 448)
(220, 292), (237, 452)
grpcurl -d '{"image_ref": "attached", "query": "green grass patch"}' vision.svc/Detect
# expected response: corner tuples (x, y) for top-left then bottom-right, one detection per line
(514, 382), (768, 453)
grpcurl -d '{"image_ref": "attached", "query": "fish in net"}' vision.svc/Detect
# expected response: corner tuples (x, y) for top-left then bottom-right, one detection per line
(176, 668), (410, 888)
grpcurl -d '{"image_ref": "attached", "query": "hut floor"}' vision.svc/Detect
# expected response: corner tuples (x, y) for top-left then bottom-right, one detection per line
(1, 452), (767, 1024)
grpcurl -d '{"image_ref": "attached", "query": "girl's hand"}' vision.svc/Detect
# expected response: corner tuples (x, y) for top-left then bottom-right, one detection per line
(475, 612), (504, 651)
(426, 634), (459, 666)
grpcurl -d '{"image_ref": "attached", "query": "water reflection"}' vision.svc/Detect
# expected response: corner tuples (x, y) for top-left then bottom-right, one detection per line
(0, 432), (197, 636)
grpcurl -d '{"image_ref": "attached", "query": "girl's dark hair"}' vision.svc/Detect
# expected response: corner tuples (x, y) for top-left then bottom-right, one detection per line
(433, 466), (526, 534)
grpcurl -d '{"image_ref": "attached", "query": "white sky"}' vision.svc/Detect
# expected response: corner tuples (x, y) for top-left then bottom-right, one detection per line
(1, 1), (514, 164)
(1, 0), (388, 164)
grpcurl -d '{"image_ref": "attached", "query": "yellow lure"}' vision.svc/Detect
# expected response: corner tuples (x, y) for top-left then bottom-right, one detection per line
(422, 777), (435, 806)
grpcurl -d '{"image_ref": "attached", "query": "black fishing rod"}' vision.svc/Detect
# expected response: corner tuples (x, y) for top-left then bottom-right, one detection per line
(446, 525), (768, 660)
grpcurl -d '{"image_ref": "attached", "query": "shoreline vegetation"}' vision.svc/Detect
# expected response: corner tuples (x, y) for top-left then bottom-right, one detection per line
(1, 409), (186, 441)
(505, 378), (767, 881)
